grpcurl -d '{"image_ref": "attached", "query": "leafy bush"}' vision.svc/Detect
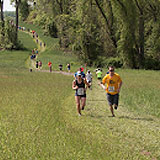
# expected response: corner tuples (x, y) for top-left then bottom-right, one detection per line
(144, 57), (160, 70)
(93, 56), (123, 68)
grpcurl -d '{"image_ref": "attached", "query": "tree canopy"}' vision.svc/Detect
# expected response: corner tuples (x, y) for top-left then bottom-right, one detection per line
(1, 0), (160, 69)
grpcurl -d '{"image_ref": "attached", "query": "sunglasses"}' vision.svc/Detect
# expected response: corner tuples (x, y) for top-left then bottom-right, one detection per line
(109, 70), (114, 72)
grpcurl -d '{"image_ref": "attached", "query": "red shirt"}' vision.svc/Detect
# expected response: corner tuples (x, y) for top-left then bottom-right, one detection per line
(48, 62), (52, 67)
(81, 67), (84, 72)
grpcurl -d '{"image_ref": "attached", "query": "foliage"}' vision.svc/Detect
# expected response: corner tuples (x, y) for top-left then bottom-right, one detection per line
(2, 0), (160, 70)
(4, 11), (16, 18)
(0, 28), (160, 159)
(0, 20), (21, 49)
(19, 0), (30, 21)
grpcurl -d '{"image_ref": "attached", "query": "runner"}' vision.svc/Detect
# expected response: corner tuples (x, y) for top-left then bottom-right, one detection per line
(59, 64), (63, 71)
(48, 61), (52, 72)
(99, 66), (122, 117)
(38, 60), (42, 69)
(86, 70), (92, 89)
(72, 71), (90, 116)
(67, 63), (71, 72)
(36, 61), (39, 69)
(80, 65), (84, 72)
(96, 68), (103, 80)
(74, 68), (85, 79)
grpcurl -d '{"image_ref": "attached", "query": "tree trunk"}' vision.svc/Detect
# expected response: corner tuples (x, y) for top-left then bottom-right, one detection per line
(0, 0), (4, 28)
(134, 0), (145, 68)
(15, 0), (19, 43)
(138, 15), (145, 68)
(94, 0), (117, 48)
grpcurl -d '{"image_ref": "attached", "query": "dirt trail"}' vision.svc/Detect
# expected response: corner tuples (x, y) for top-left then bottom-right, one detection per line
(22, 29), (74, 76)
(36, 69), (74, 76)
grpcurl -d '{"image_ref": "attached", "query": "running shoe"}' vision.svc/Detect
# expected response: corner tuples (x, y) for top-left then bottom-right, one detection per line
(114, 106), (118, 110)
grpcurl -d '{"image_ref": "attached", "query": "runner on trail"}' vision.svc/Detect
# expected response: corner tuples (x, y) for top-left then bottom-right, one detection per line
(32, 49), (35, 54)
(99, 66), (122, 117)
(48, 61), (52, 72)
(96, 68), (103, 80)
(59, 64), (63, 71)
(74, 68), (85, 79)
(67, 63), (71, 72)
(36, 61), (39, 69)
(38, 60), (42, 69)
(80, 65), (84, 72)
(72, 71), (90, 116)
(86, 70), (92, 89)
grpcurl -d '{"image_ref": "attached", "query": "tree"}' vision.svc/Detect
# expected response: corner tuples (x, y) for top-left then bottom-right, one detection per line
(94, 0), (117, 48)
(19, 0), (29, 21)
(10, 0), (21, 43)
(0, 0), (4, 37)
(0, 0), (4, 27)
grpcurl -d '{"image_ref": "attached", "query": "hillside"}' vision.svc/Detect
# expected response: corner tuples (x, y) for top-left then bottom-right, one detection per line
(0, 23), (159, 160)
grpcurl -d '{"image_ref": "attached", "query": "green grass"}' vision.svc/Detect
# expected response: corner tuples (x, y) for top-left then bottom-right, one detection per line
(19, 21), (80, 72)
(0, 23), (160, 159)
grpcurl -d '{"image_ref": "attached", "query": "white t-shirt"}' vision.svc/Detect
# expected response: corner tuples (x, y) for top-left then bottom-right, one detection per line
(86, 73), (92, 82)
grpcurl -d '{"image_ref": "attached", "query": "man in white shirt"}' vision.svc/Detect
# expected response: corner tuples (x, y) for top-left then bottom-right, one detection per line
(86, 70), (92, 89)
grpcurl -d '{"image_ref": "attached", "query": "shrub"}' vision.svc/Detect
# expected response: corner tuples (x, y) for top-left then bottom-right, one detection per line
(93, 56), (123, 68)
(144, 57), (160, 70)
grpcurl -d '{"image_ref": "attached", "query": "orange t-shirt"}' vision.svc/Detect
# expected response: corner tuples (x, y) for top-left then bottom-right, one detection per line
(102, 73), (122, 95)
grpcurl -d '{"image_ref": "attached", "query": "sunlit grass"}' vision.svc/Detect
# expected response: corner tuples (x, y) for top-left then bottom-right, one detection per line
(0, 23), (159, 159)
(19, 22), (80, 72)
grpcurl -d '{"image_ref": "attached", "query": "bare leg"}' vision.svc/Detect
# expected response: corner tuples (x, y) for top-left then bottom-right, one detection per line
(75, 96), (81, 115)
(81, 97), (86, 110)
(110, 105), (115, 117)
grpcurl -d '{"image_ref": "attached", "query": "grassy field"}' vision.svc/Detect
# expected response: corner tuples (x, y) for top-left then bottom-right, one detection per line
(0, 23), (160, 160)
(19, 21), (80, 72)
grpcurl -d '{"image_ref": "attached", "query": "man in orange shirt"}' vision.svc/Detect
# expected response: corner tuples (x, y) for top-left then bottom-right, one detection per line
(99, 66), (122, 117)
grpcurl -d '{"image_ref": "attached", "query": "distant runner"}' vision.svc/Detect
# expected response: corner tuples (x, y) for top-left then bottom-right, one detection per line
(86, 70), (92, 89)
(74, 68), (85, 79)
(59, 64), (63, 71)
(48, 61), (52, 72)
(99, 66), (122, 117)
(38, 60), (42, 69)
(96, 68), (102, 80)
(67, 63), (71, 72)
(36, 61), (39, 69)
(72, 71), (90, 116)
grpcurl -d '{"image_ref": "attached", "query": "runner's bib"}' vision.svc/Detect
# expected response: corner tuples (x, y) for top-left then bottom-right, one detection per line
(108, 86), (115, 92)
(77, 88), (85, 95)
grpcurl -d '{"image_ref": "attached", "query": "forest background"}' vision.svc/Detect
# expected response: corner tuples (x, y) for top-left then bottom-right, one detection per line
(1, 0), (160, 70)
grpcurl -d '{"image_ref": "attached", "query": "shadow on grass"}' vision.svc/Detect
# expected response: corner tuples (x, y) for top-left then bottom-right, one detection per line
(118, 116), (154, 121)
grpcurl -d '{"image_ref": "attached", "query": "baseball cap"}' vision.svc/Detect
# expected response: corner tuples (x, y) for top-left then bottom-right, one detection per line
(77, 71), (81, 76)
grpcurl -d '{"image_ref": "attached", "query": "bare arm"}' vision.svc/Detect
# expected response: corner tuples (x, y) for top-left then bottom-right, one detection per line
(72, 80), (78, 90)
(117, 81), (122, 93)
(84, 79), (90, 89)
(98, 81), (106, 90)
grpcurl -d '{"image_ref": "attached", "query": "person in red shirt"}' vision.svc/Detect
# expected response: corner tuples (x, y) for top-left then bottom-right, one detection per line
(80, 65), (84, 72)
(48, 61), (52, 72)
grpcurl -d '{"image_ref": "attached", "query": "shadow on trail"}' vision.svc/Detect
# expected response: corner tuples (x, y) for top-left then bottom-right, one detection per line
(118, 116), (154, 122)
(86, 114), (104, 119)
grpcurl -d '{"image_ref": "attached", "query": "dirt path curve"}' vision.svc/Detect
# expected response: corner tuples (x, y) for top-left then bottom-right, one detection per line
(35, 69), (74, 76)
(23, 29), (74, 76)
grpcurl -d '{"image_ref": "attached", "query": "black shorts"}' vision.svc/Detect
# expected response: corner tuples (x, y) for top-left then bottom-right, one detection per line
(106, 93), (119, 106)
(75, 93), (86, 98)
